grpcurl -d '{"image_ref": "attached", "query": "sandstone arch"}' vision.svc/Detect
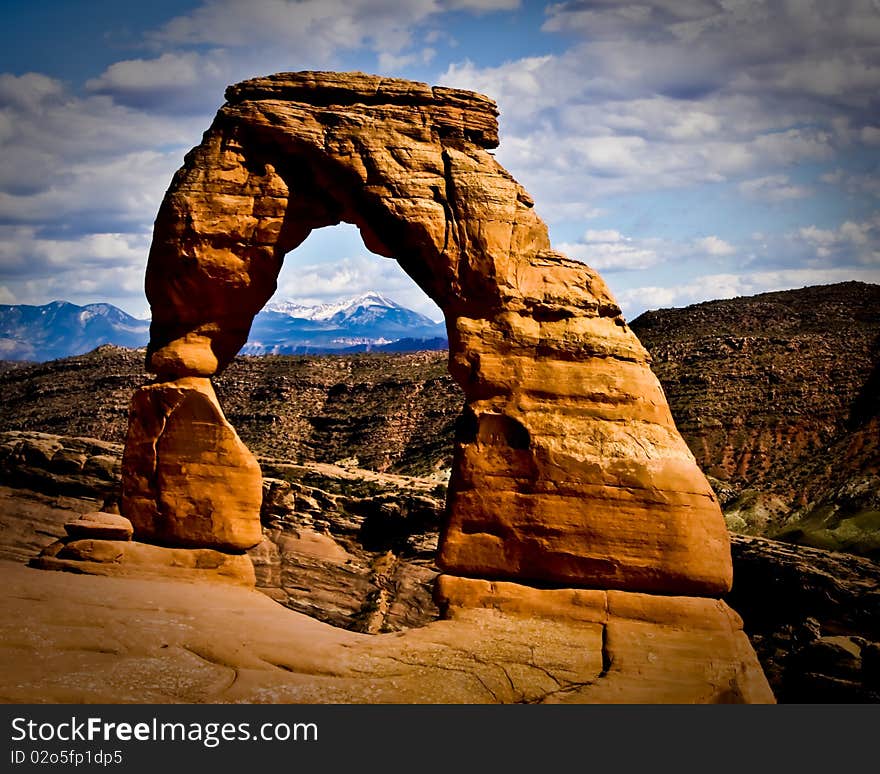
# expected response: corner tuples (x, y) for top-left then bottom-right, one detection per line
(122, 71), (732, 596)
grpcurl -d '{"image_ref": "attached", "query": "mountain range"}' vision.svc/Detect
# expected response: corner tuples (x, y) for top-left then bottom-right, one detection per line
(245, 292), (446, 355)
(0, 292), (447, 362)
(0, 301), (150, 362)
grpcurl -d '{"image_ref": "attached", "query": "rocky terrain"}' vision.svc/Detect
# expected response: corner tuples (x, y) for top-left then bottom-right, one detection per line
(0, 430), (443, 634)
(630, 281), (880, 556)
(1, 430), (876, 701)
(3, 282), (878, 551)
(0, 68), (877, 707)
(0, 346), (461, 478)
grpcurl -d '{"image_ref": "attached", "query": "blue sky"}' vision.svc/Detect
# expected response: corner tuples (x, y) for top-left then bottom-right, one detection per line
(1, 0), (878, 322)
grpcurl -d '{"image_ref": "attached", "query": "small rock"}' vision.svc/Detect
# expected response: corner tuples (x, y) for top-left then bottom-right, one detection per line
(64, 512), (134, 541)
(793, 635), (862, 679)
(82, 454), (121, 481)
(50, 449), (87, 473)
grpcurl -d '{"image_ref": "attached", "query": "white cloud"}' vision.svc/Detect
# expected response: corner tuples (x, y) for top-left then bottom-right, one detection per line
(145, 0), (517, 72)
(558, 229), (661, 271)
(862, 126), (880, 144)
(821, 167), (880, 197)
(797, 212), (880, 265)
(799, 225), (837, 247)
(87, 52), (206, 94)
(440, 56), (573, 121)
(437, 0), (878, 222)
(448, 0), (520, 9)
(584, 229), (624, 242)
(695, 236), (736, 256)
(0, 73), (200, 231)
(0, 74), (201, 312)
(4, 0), (879, 320)
(739, 174), (814, 201)
(377, 47), (437, 72)
(542, 1), (880, 108)
(440, 49), (839, 216)
(84, 0), (522, 113)
(154, 0), (435, 51)
(0, 72), (64, 109)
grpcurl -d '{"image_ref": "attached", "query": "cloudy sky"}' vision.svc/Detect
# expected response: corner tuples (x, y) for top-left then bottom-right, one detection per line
(1, 0), (878, 322)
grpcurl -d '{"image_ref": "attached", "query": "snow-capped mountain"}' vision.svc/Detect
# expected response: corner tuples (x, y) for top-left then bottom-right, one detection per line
(0, 294), (447, 362)
(264, 291), (401, 322)
(0, 301), (150, 362)
(245, 291), (447, 354)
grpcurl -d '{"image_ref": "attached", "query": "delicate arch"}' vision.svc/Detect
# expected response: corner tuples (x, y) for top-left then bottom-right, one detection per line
(123, 71), (732, 596)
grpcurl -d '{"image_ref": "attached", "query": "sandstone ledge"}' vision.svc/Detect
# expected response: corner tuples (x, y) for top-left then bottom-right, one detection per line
(435, 574), (774, 704)
(30, 540), (255, 587)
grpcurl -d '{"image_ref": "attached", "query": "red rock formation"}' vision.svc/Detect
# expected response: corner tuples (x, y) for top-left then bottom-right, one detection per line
(124, 70), (731, 594)
(122, 378), (262, 551)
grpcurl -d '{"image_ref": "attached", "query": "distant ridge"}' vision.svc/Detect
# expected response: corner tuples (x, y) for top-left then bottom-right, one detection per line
(0, 301), (149, 362)
(244, 291), (446, 355)
(630, 280), (880, 555)
(0, 293), (448, 362)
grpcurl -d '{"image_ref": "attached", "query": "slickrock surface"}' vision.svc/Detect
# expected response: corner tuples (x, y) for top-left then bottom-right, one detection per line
(0, 433), (880, 703)
(0, 561), (771, 704)
(131, 70), (732, 595)
(6, 431), (879, 701)
(0, 430), (445, 634)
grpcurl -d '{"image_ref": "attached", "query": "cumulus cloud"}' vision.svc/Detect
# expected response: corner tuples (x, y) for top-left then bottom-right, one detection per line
(154, 0), (435, 51)
(797, 212), (880, 265)
(441, 0), (878, 224)
(85, 52), (231, 113)
(441, 58), (838, 217)
(0, 74), (202, 311)
(151, 0), (518, 50)
(558, 228), (660, 271)
(4, 0), (879, 317)
(738, 174), (814, 201)
(85, 0), (522, 113)
(558, 229), (742, 275)
(543, 0), (880, 107)
(821, 167), (880, 197)
(0, 226), (153, 312)
(377, 47), (437, 73)
(695, 236), (736, 256)
(0, 73), (201, 229)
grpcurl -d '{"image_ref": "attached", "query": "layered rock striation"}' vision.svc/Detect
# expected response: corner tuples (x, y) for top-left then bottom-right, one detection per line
(126, 70), (732, 596)
(631, 281), (880, 555)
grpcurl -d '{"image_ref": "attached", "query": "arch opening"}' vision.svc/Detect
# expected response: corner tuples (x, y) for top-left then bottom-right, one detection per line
(214, 221), (461, 480)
